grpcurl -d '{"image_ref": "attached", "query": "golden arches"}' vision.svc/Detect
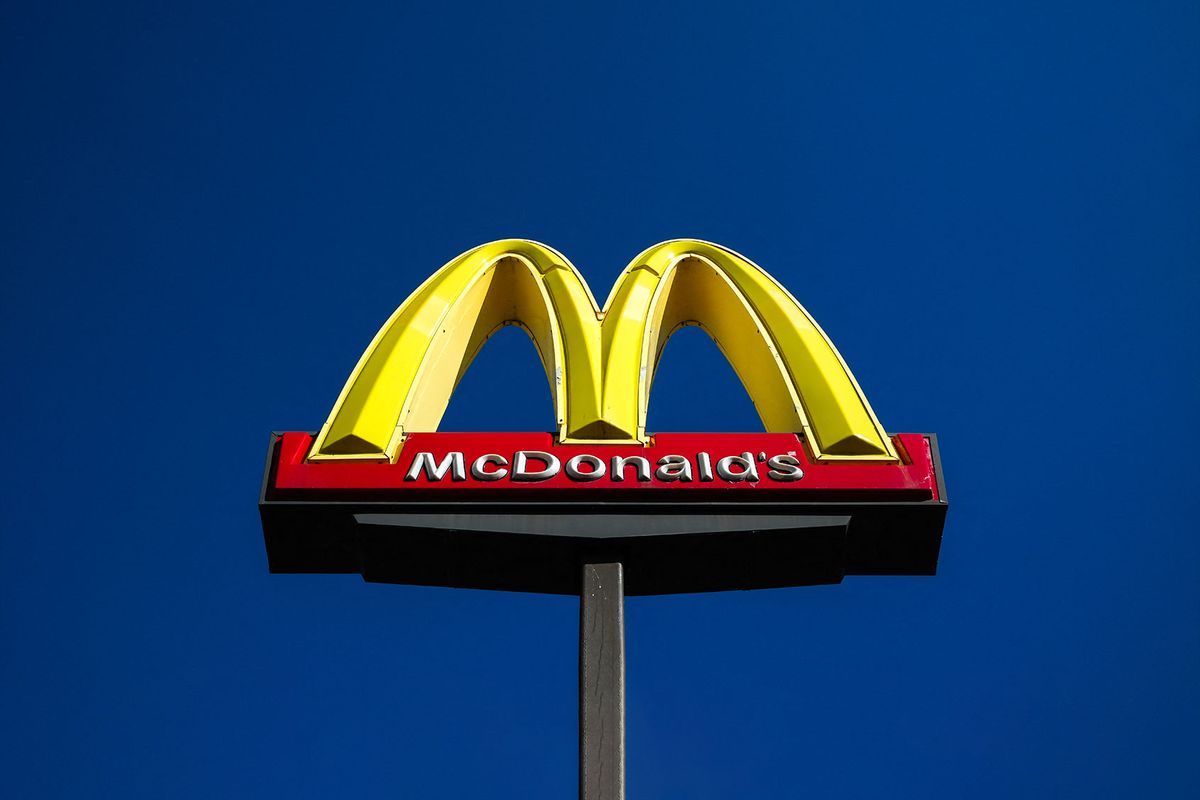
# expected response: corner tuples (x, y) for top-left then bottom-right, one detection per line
(308, 239), (898, 462)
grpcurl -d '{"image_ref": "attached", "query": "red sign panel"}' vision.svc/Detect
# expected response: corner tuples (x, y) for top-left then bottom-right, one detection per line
(271, 431), (940, 501)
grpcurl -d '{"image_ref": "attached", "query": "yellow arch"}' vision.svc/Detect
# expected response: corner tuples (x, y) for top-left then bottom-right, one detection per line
(308, 239), (897, 462)
(309, 241), (608, 459)
(601, 240), (896, 459)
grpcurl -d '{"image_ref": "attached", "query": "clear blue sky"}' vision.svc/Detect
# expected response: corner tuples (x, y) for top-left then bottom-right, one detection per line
(3, 2), (1197, 797)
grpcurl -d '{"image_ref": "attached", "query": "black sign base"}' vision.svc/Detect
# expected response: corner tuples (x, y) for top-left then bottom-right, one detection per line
(260, 499), (944, 594)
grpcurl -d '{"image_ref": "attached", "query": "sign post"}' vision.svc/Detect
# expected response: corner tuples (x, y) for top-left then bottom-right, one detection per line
(259, 239), (947, 797)
(581, 563), (624, 800)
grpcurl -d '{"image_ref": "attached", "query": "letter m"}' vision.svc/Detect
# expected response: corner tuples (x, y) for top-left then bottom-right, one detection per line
(404, 452), (466, 482)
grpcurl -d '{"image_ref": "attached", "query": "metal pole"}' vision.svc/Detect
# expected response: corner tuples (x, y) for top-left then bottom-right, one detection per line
(580, 562), (625, 800)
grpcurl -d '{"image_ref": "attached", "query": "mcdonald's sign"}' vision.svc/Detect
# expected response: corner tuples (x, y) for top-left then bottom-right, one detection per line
(259, 240), (947, 594)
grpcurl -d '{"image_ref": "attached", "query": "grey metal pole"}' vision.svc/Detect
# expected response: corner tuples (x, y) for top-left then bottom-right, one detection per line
(580, 562), (625, 800)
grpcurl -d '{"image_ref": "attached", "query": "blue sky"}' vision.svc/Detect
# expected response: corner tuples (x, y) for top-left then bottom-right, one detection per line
(2, 2), (1197, 797)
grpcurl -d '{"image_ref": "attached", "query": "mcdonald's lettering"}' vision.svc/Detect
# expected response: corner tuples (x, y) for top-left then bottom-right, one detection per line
(259, 240), (947, 595)
(398, 449), (806, 484)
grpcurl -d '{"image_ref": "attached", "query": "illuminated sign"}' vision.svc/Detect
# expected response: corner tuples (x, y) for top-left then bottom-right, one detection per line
(260, 240), (947, 595)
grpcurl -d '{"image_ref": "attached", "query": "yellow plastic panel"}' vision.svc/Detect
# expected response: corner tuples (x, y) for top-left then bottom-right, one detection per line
(309, 239), (896, 462)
